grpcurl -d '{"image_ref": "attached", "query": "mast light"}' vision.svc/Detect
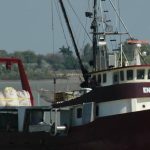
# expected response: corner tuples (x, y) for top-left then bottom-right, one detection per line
(136, 43), (141, 48)
(98, 37), (106, 46)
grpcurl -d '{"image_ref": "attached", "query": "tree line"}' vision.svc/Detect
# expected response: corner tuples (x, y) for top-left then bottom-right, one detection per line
(0, 44), (92, 80)
(0, 40), (150, 80)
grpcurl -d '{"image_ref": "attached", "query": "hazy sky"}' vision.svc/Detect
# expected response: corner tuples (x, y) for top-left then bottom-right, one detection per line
(0, 0), (149, 54)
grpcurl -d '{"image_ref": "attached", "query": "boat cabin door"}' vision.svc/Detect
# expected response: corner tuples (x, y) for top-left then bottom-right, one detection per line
(82, 102), (95, 124)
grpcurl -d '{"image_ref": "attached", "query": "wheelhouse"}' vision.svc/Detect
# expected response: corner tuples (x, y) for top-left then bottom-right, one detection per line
(91, 65), (150, 86)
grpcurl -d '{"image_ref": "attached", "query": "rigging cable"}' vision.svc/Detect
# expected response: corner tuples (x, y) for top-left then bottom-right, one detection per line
(117, 0), (121, 37)
(50, 0), (56, 96)
(55, 0), (83, 80)
(117, 0), (123, 66)
(103, 0), (118, 51)
(81, 0), (91, 49)
(54, 0), (69, 48)
(51, 0), (55, 55)
(98, 0), (115, 51)
(68, 0), (92, 42)
(108, 0), (132, 39)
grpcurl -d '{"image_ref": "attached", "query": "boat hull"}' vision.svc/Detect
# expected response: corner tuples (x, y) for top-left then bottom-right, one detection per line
(0, 109), (150, 150)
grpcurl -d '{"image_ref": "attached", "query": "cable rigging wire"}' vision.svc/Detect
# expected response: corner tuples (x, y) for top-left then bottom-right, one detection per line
(50, 0), (55, 55)
(50, 0), (57, 95)
(81, 0), (91, 50)
(68, 0), (92, 42)
(54, 0), (83, 81)
(108, 0), (132, 39)
(97, 0), (115, 52)
(67, 0), (93, 78)
(117, 0), (122, 44)
(54, 0), (70, 48)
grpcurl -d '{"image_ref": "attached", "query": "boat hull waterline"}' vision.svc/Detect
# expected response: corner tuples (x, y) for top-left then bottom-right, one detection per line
(0, 109), (150, 150)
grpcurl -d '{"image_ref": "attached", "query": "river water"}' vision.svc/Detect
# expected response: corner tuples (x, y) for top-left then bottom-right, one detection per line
(0, 77), (81, 106)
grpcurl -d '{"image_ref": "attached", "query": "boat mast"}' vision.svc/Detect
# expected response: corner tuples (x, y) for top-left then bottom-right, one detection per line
(92, 0), (98, 71)
(59, 0), (88, 86)
(91, 0), (108, 71)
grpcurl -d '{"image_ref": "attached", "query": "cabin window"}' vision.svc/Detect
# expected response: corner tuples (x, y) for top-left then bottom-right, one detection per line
(120, 71), (124, 81)
(127, 70), (133, 80)
(148, 70), (150, 79)
(98, 74), (101, 84)
(113, 72), (119, 83)
(103, 73), (107, 83)
(96, 105), (99, 117)
(76, 108), (82, 119)
(137, 69), (145, 79)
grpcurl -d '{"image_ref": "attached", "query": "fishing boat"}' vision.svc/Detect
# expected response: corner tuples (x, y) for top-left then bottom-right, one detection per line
(0, 0), (150, 150)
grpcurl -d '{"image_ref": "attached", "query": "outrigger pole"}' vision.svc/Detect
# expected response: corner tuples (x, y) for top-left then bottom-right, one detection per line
(59, 0), (88, 87)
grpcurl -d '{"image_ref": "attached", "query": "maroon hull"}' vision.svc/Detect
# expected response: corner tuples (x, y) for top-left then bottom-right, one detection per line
(54, 82), (150, 108)
(0, 109), (150, 150)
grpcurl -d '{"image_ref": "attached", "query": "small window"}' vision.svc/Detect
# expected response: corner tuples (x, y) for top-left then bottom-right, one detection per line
(137, 69), (145, 79)
(120, 71), (124, 81)
(103, 73), (107, 83)
(113, 72), (119, 83)
(148, 70), (150, 79)
(127, 70), (133, 80)
(98, 74), (101, 84)
(76, 108), (82, 118)
(96, 105), (99, 117)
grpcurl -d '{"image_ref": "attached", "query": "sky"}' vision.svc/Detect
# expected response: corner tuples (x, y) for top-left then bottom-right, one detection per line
(0, 0), (149, 54)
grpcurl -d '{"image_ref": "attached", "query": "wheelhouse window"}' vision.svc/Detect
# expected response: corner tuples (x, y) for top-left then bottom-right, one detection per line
(120, 71), (124, 81)
(76, 108), (82, 119)
(98, 74), (101, 84)
(137, 69), (145, 79)
(103, 73), (107, 83)
(113, 72), (119, 83)
(148, 70), (150, 79)
(127, 70), (133, 80)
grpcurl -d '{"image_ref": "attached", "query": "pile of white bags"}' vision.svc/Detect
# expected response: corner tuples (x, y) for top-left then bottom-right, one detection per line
(0, 92), (6, 106)
(0, 87), (31, 106)
(17, 90), (31, 106)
